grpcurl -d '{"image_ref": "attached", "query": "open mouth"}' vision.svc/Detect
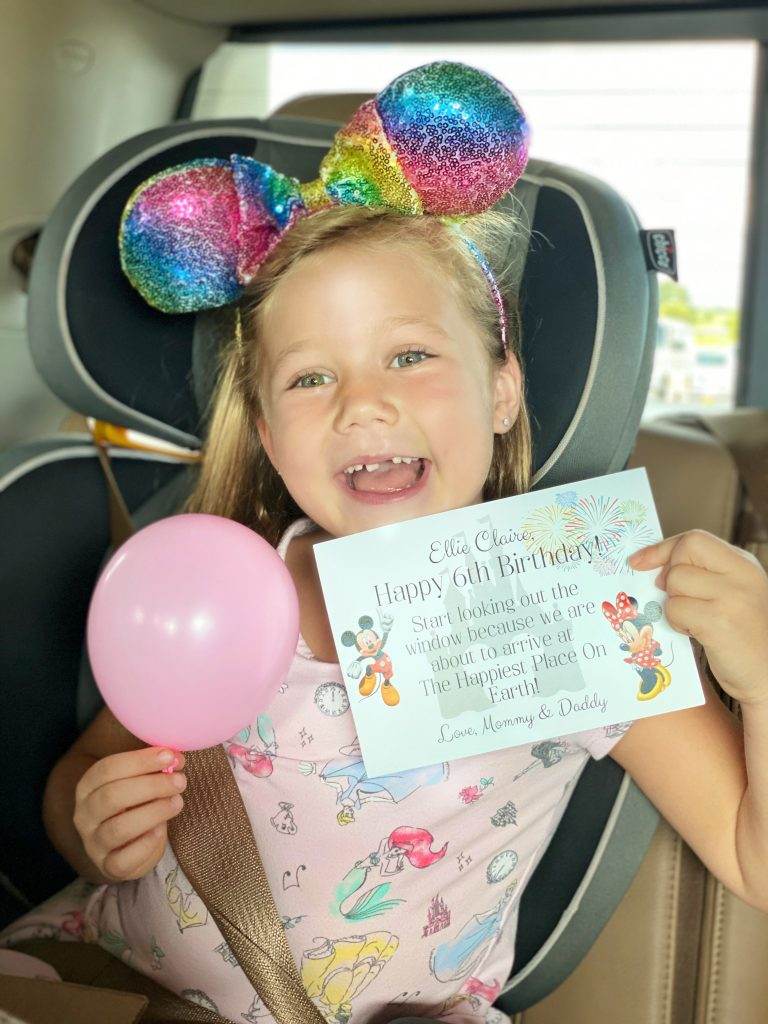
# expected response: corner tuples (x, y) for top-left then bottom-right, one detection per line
(344, 457), (427, 493)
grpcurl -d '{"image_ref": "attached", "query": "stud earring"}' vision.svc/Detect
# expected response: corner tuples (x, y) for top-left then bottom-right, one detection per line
(502, 417), (510, 428)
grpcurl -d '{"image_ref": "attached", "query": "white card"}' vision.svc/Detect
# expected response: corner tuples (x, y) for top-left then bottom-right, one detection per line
(313, 467), (705, 776)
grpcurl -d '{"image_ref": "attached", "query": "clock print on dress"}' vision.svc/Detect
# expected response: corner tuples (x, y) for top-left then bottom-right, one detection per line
(314, 681), (350, 717)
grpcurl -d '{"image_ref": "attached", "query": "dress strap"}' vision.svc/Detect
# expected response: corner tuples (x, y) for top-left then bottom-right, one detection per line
(275, 516), (315, 562)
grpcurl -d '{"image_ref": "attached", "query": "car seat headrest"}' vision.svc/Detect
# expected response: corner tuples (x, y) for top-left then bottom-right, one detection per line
(27, 117), (657, 488)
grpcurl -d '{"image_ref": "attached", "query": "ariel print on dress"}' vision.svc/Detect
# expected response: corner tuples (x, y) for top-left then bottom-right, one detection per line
(225, 714), (277, 778)
(331, 825), (448, 921)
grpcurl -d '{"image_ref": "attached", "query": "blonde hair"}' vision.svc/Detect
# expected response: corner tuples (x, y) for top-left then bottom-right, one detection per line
(183, 203), (533, 548)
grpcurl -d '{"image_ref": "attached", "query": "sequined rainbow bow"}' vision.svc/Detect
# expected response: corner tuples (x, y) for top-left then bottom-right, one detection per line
(119, 60), (531, 350)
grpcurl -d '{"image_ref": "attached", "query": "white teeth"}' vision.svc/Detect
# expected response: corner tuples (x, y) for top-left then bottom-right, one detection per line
(342, 456), (421, 474)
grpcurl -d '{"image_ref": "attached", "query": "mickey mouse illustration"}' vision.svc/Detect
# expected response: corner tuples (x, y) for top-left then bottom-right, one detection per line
(341, 612), (399, 706)
(602, 591), (672, 701)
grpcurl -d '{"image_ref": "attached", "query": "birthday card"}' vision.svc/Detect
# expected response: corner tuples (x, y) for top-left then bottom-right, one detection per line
(313, 467), (705, 776)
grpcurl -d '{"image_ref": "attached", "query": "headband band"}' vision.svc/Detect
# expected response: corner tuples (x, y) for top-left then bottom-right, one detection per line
(119, 60), (530, 354)
(455, 233), (509, 352)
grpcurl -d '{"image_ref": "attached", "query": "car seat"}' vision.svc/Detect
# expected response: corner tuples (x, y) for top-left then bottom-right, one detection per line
(0, 111), (660, 1015)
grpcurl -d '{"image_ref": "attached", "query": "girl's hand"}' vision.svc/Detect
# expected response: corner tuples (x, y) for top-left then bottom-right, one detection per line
(628, 529), (768, 707)
(73, 747), (187, 883)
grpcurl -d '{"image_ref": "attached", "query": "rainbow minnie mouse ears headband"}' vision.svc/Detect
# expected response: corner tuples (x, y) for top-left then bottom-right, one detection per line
(119, 60), (531, 352)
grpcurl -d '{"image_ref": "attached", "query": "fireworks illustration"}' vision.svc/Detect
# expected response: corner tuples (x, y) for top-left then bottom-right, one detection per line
(555, 490), (579, 508)
(563, 494), (626, 549)
(619, 499), (647, 524)
(597, 518), (656, 574)
(521, 502), (577, 554)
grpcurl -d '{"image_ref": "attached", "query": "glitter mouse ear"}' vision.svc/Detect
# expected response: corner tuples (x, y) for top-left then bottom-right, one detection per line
(119, 156), (307, 314)
(317, 60), (531, 217)
(119, 61), (530, 315)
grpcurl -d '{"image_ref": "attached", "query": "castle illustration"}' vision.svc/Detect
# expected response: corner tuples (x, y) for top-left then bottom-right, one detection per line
(423, 893), (451, 937)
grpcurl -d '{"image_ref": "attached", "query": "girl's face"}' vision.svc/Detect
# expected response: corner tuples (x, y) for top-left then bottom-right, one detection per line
(255, 240), (521, 540)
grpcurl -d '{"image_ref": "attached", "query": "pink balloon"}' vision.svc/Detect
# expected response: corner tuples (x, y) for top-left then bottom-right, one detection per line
(86, 514), (299, 750)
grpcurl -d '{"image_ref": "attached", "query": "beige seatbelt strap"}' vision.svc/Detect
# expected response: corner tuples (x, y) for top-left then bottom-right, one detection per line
(168, 743), (326, 1024)
(88, 419), (136, 549)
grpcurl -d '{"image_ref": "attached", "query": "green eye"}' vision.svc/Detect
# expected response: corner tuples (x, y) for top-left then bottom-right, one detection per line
(294, 371), (330, 389)
(393, 348), (430, 368)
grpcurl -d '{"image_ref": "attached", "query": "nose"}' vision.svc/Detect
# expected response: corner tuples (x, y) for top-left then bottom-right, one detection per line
(334, 372), (399, 432)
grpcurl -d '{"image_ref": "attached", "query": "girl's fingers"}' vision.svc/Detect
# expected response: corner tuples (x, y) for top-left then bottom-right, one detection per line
(88, 772), (187, 828)
(77, 747), (185, 805)
(94, 794), (184, 855)
(663, 594), (712, 639)
(629, 529), (735, 574)
(628, 535), (681, 570)
(656, 562), (718, 601)
(102, 823), (167, 882)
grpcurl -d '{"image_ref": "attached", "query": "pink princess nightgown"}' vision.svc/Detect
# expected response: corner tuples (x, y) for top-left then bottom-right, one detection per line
(0, 515), (634, 1024)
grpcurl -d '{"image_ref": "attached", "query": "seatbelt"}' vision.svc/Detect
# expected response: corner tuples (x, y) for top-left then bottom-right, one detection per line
(88, 419), (136, 549)
(88, 419), (323, 1024)
(168, 748), (326, 1024)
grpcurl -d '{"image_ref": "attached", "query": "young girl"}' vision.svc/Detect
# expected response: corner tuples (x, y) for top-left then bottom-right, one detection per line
(2, 60), (767, 1024)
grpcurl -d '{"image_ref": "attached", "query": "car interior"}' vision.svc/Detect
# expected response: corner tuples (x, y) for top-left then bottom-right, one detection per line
(1, 2), (767, 1023)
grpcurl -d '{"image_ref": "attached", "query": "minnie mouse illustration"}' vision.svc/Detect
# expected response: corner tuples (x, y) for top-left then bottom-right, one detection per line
(602, 591), (672, 701)
(341, 612), (399, 706)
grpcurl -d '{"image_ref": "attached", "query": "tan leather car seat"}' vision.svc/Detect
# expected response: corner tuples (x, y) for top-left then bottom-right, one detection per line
(523, 410), (768, 1024)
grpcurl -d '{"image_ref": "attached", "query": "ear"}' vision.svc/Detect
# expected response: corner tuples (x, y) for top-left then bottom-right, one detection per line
(256, 415), (277, 469)
(492, 349), (523, 434)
